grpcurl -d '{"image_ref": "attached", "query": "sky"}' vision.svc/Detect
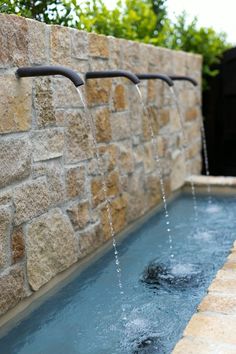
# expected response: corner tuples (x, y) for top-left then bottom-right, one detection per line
(104, 0), (236, 44)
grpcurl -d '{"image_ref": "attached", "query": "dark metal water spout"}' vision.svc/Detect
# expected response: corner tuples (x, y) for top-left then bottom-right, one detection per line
(136, 73), (174, 87)
(85, 70), (140, 85)
(169, 75), (198, 86)
(16, 66), (84, 87)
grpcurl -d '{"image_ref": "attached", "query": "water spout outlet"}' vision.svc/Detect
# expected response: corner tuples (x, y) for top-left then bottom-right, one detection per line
(136, 73), (174, 87)
(169, 75), (198, 86)
(85, 70), (140, 85)
(16, 66), (84, 87)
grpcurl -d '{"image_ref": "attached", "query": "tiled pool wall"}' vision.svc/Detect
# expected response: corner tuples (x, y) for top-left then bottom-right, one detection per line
(0, 14), (202, 319)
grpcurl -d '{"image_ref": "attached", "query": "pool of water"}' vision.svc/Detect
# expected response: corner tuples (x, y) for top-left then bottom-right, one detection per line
(0, 193), (236, 354)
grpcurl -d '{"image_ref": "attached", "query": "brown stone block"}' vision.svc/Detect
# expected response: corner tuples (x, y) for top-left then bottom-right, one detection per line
(86, 79), (112, 107)
(65, 111), (93, 163)
(0, 265), (25, 316)
(26, 208), (78, 290)
(0, 206), (12, 268)
(118, 142), (135, 174)
(28, 18), (47, 64)
(78, 222), (103, 259)
(91, 177), (105, 208)
(186, 107), (198, 121)
(13, 178), (50, 225)
(66, 165), (86, 199)
(111, 112), (131, 141)
(106, 171), (120, 198)
(71, 29), (88, 60)
(89, 33), (109, 58)
(12, 226), (25, 264)
(34, 77), (56, 128)
(100, 195), (127, 239)
(67, 201), (90, 231)
(0, 137), (31, 189)
(209, 277), (236, 294)
(95, 107), (112, 143)
(0, 14), (29, 67)
(145, 174), (161, 209)
(0, 75), (32, 134)
(159, 109), (170, 127)
(98, 144), (118, 173)
(113, 84), (127, 111)
(50, 25), (71, 66)
(32, 128), (64, 162)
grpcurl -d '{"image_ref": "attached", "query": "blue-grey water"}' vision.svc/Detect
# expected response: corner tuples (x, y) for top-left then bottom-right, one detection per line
(0, 193), (236, 354)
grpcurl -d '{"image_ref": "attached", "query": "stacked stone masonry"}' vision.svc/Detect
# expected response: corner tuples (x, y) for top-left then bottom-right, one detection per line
(0, 14), (202, 316)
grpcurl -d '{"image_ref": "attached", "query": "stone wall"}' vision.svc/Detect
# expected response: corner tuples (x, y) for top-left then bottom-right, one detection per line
(0, 14), (202, 316)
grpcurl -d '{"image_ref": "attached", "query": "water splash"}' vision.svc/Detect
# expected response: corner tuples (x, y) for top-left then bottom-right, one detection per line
(77, 87), (127, 320)
(136, 85), (174, 259)
(170, 86), (198, 221)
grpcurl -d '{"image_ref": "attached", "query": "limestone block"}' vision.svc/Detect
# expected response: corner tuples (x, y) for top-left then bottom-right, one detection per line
(112, 84), (127, 111)
(0, 14), (29, 67)
(78, 222), (103, 259)
(111, 112), (131, 141)
(100, 195), (127, 239)
(108, 36), (122, 68)
(32, 128), (64, 162)
(28, 19), (47, 64)
(95, 107), (112, 143)
(65, 165), (86, 199)
(26, 208), (78, 290)
(172, 337), (216, 354)
(170, 151), (186, 191)
(65, 111), (93, 163)
(0, 206), (12, 268)
(118, 142), (135, 174)
(11, 226), (25, 264)
(184, 313), (236, 346)
(34, 77), (56, 128)
(52, 77), (82, 109)
(88, 33), (109, 58)
(71, 29), (88, 60)
(46, 161), (65, 205)
(13, 178), (50, 225)
(86, 78), (112, 107)
(0, 137), (31, 188)
(199, 293), (236, 315)
(98, 144), (118, 173)
(50, 25), (71, 66)
(145, 173), (162, 209)
(0, 265), (25, 316)
(0, 75), (32, 134)
(67, 200), (90, 231)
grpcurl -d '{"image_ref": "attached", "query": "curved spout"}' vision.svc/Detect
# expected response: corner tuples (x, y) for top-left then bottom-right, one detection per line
(85, 70), (140, 85)
(16, 66), (84, 87)
(169, 75), (198, 86)
(136, 73), (174, 87)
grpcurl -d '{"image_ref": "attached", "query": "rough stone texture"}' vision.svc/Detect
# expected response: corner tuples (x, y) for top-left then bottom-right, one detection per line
(27, 209), (78, 291)
(67, 200), (90, 231)
(13, 178), (50, 225)
(66, 165), (86, 199)
(0, 206), (12, 268)
(0, 75), (31, 134)
(0, 15), (203, 317)
(95, 107), (112, 143)
(32, 128), (64, 162)
(0, 138), (31, 188)
(11, 226), (25, 264)
(0, 265), (25, 316)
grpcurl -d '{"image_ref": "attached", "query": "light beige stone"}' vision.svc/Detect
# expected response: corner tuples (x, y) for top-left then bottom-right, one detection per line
(34, 77), (56, 128)
(32, 128), (64, 162)
(199, 293), (236, 315)
(0, 265), (25, 316)
(184, 313), (236, 345)
(111, 112), (131, 141)
(171, 151), (186, 191)
(50, 25), (71, 66)
(71, 29), (88, 60)
(65, 165), (86, 199)
(0, 14), (29, 67)
(78, 222), (103, 259)
(0, 75), (31, 134)
(13, 178), (50, 225)
(0, 137), (31, 188)
(86, 78), (112, 107)
(0, 206), (12, 268)
(95, 107), (112, 143)
(172, 336), (216, 354)
(65, 111), (93, 163)
(208, 277), (236, 294)
(27, 208), (78, 291)
(28, 18), (47, 64)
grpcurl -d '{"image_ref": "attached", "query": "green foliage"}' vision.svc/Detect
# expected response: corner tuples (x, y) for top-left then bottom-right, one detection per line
(0, 0), (231, 89)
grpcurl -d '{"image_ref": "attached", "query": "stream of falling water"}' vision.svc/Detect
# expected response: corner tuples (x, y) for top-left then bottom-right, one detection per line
(170, 86), (198, 221)
(135, 85), (174, 259)
(77, 88), (127, 321)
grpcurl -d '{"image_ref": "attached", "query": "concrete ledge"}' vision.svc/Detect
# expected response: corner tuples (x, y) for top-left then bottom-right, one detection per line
(172, 240), (236, 353)
(185, 175), (236, 187)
